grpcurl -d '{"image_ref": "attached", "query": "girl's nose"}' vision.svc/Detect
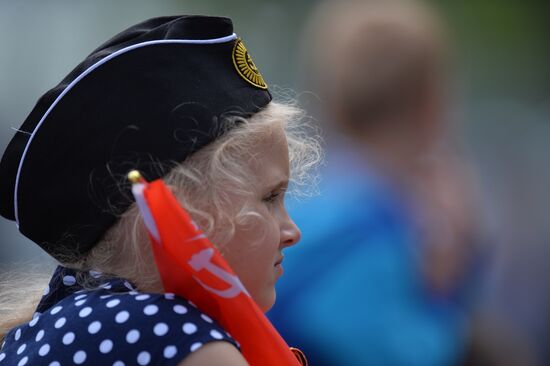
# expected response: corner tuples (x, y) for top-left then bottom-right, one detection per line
(281, 216), (301, 248)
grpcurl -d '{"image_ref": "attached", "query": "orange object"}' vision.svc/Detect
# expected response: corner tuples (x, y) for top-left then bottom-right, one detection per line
(132, 178), (302, 366)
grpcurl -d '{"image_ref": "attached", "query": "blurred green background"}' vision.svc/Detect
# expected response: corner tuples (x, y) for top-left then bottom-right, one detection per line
(1, 0), (549, 364)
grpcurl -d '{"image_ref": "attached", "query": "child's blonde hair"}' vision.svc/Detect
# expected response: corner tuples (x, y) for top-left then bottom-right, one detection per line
(0, 101), (322, 340)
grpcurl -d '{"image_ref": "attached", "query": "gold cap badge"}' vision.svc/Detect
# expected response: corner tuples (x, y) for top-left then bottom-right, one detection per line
(232, 39), (268, 89)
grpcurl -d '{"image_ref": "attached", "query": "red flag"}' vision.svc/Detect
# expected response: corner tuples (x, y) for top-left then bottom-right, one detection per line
(131, 177), (303, 366)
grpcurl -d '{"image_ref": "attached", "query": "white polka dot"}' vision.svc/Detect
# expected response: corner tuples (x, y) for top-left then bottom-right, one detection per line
(74, 294), (87, 300)
(89, 270), (102, 278)
(49, 362), (60, 366)
(153, 323), (169, 336)
(0, 353), (5, 362)
(126, 329), (140, 344)
(123, 281), (134, 290)
(79, 307), (92, 318)
(14, 328), (21, 341)
(88, 321), (102, 334)
(75, 299), (86, 306)
(164, 293), (175, 300)
(17, 343), (26, 354)
(29, 315), (39, 327)
(143, 304), (158, 316)
(99, 339), (113, 354)
(62, 332), (75, 345)
(99, 295), (112, 299)
(163, 345), (177, 359)
(190, 342), (203, 352)
(182, 322), (197, 335)
(35, 329), (45, 342)
(188, 301), (197, 307)
(173, 304), (187, 314)
(201, 313), (213, 323)
(210, 329), (223, 340)
(42, 285), (50, 296)
(135, 294), (150, 301)
(113, 361), (125, 366)
(63, 275), (76, 286)
(54, 317), (66, 329)
(39, 343), (50, 356)
(17, 356), (28, 366)
(115, 311), (130, 323)
(99, 283), (112, 290)
(129, 291), (139, 296)
(137, 351), (151, 365)
(73, 350), (86, 364)
(106, 299), (120, 308)
(50, 306), (62, 315)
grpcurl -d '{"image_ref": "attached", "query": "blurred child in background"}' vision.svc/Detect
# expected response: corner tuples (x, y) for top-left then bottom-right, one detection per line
(269, 1), (488, 364)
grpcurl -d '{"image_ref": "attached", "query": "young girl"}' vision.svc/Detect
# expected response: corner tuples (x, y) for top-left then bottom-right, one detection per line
(0, 16), (320, 365)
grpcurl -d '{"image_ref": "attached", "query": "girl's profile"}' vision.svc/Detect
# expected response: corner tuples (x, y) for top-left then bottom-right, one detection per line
(0, 15), (320, 366)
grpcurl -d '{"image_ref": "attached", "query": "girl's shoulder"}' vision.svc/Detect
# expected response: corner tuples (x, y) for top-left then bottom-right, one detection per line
(0, 270), (237, 366)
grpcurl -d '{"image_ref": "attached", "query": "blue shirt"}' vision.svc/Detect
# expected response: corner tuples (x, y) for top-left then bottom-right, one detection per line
(0, 266), (237, 366)
(269, 147), (467, 366)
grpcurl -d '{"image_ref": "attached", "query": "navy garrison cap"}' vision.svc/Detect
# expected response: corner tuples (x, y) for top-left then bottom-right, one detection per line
(0, 15), (271, 260)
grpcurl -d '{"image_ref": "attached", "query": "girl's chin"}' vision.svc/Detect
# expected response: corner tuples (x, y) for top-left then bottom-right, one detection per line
(255, 288), (276, 313)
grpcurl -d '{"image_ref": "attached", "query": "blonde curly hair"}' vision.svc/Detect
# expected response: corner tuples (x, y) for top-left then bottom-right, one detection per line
(1, 101), (322, 340)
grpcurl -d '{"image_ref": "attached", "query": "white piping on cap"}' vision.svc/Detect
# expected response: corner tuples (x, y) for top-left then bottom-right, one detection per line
(13, 33), (238, 227)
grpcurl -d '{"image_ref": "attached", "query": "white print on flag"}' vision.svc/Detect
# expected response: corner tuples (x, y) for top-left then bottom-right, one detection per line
(189, 248), (250, 299)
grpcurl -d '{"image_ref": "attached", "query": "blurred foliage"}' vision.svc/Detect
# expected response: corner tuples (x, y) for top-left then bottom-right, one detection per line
(434, 0), (550, 99)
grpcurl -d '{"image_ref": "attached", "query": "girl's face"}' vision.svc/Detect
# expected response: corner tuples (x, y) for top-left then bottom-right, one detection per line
(220, 124), (301, 311)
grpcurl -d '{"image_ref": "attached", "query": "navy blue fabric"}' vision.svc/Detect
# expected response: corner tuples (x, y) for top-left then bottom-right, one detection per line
(0, 266), (238, 366)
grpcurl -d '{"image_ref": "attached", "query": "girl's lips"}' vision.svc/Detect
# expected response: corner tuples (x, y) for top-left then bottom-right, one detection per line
(275, 262), (284, 277)
(274, 255), (284, 277)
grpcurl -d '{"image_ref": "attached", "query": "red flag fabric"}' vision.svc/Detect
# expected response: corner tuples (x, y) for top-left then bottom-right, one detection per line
(131, 178), (302, 366)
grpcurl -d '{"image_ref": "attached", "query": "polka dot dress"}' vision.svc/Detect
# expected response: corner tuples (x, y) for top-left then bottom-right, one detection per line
(0, 266), (238, 365)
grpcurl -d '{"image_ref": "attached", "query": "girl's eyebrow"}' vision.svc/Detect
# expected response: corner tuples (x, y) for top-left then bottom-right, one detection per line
(267, 179), (289, 192)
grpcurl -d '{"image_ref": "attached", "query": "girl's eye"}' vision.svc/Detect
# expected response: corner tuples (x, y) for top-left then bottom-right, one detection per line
(263, 191), (281, 203)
